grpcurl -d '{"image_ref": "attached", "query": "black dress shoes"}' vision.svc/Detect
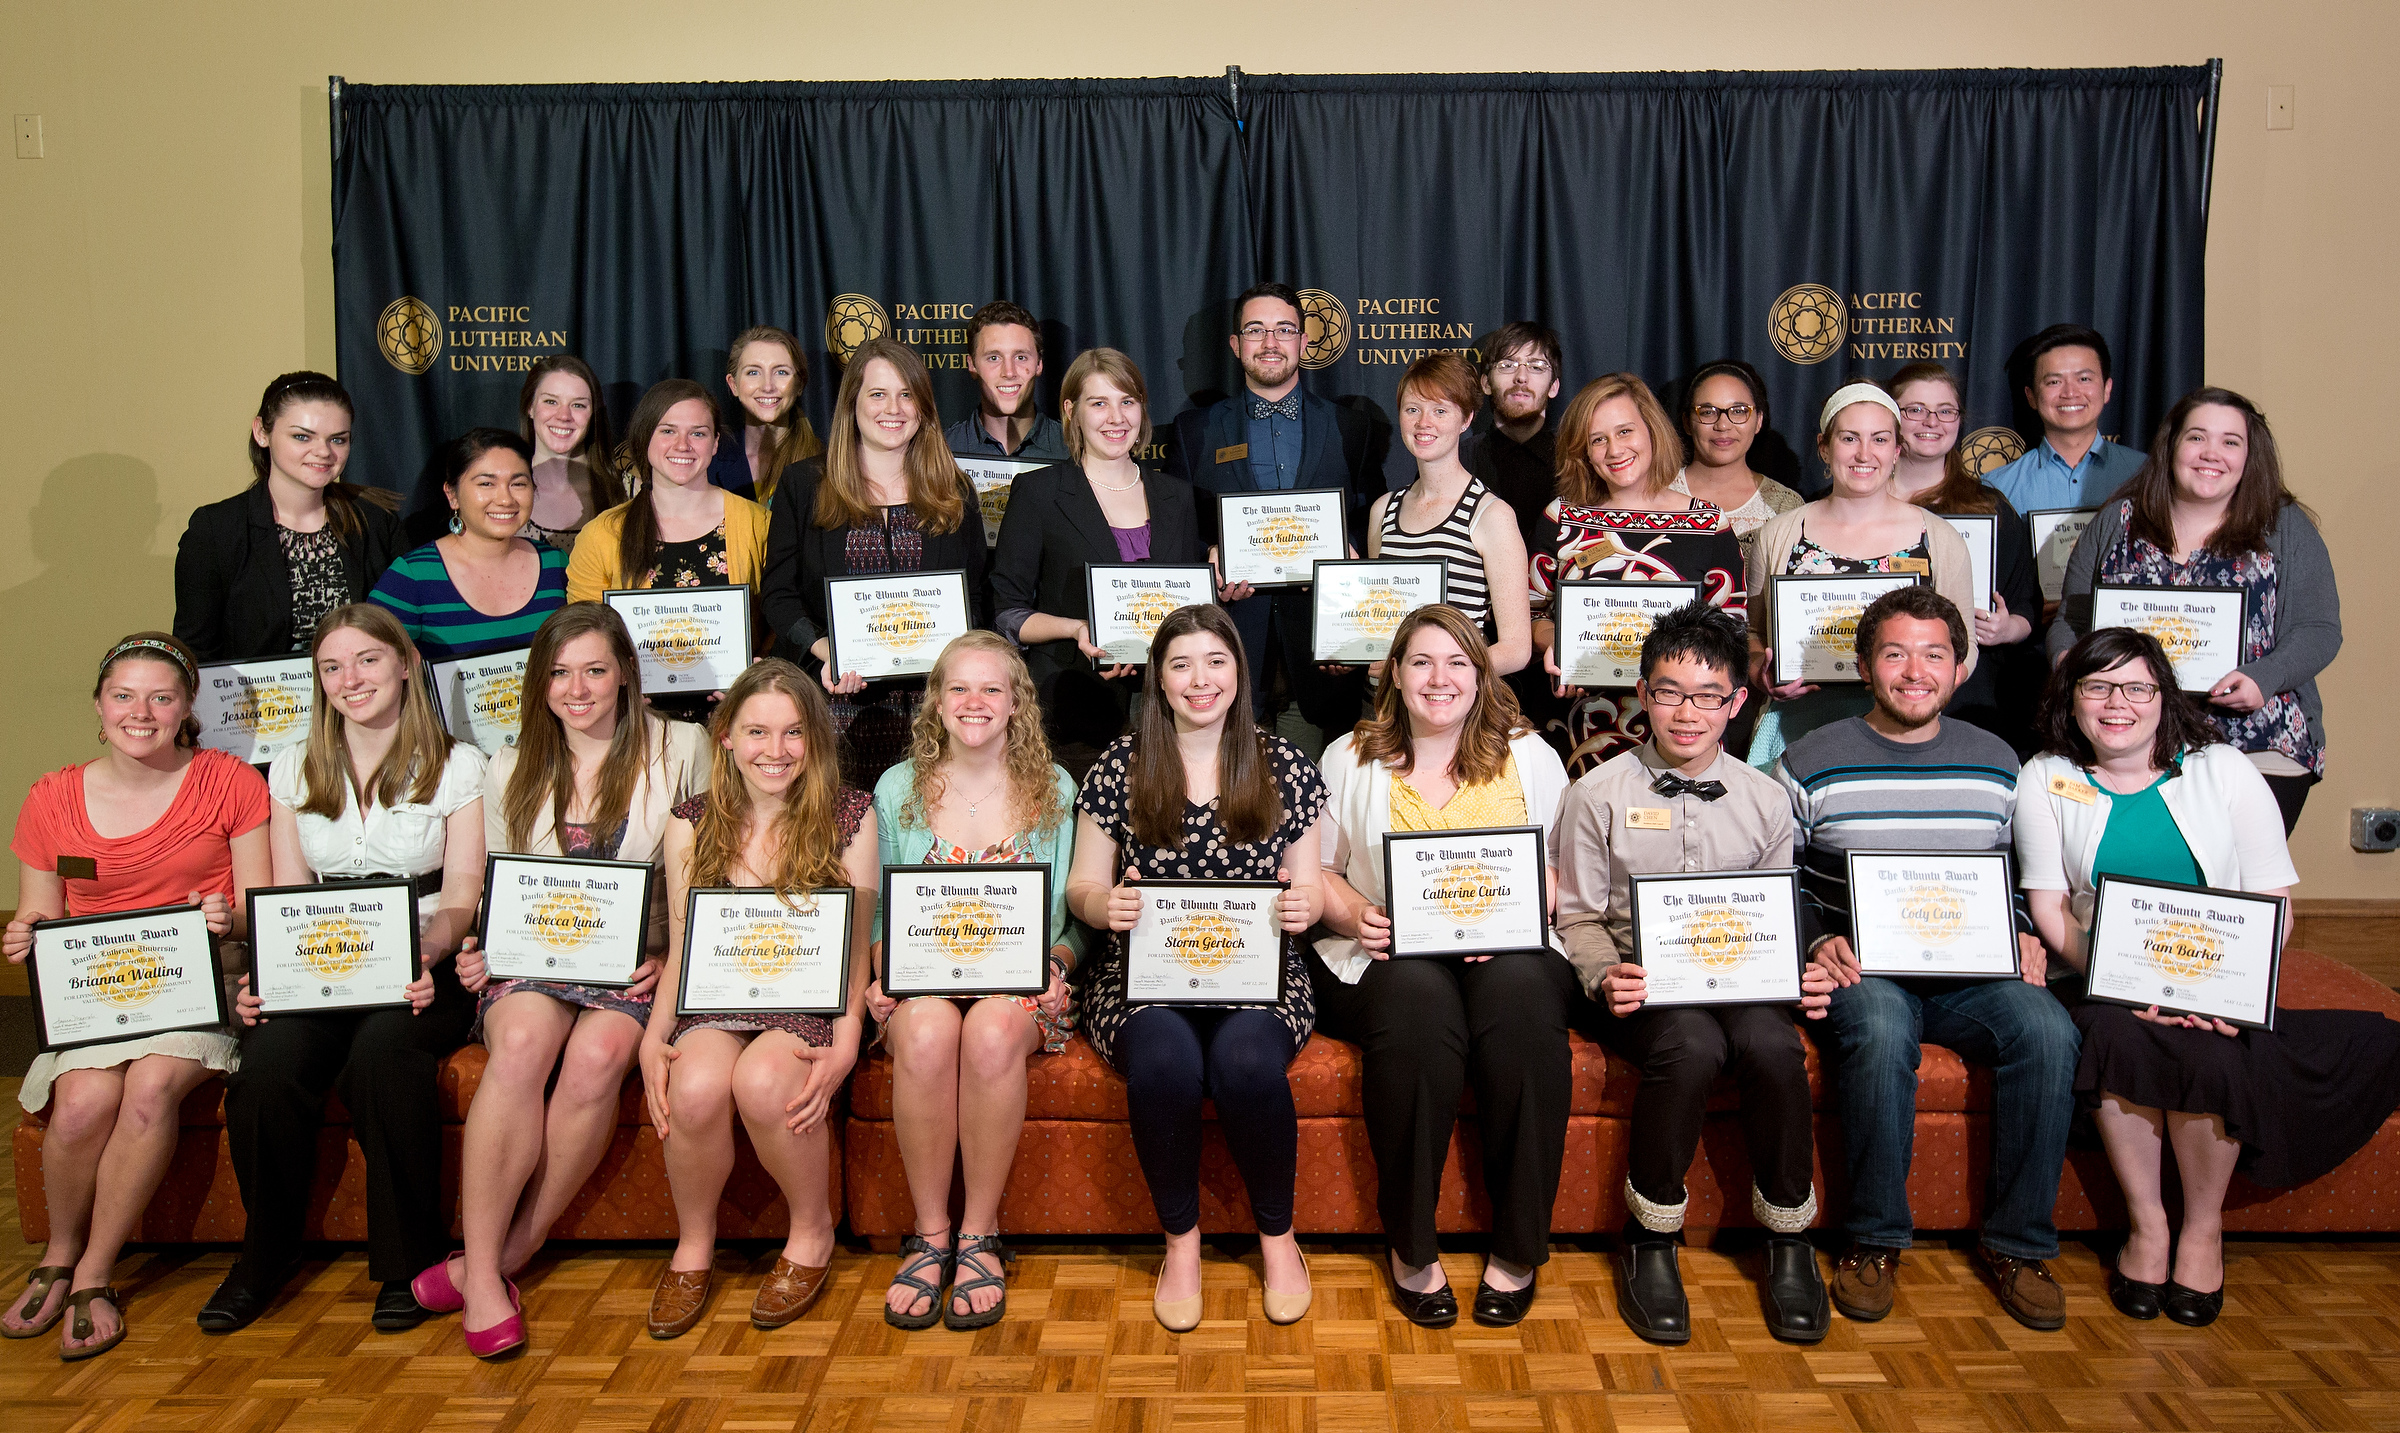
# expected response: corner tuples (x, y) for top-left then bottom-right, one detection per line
(1615, 1235), (1689, 1344)
(2162, 1280), (2224, 1327)
(1761, 1237), (1830, 1343)
(372, 1280), (432, 1331)
(2108, 1270), (2165, 1320)
(1382, 1255), (1459, 1328)
(1472, 1270), (1538, 1328)
(197, 1266), (291, 1334)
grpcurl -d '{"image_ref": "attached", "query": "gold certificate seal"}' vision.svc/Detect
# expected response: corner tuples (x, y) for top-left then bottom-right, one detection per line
(1257, 514), (1311, 562)
(1683, 907), (1754, 971)
(2142, 918), (2224, 984)
(646, 615), (710, 670)
(1347, 584), (1407, 642)
(866, 599), (934, 654)
(528, 891), (603, 952)
(1164, 911), (1242, 972)
(1897, 883), (1968, 948)
(89, 943), (170, 1009)
(929, 899), (1003, 965)
(231, 682), (304, 740)
(2134, 613), (2202, 666)
(1598, 610), (1651, 665)
(1809, 602), (1865, 652)
(979, 484), (1011, 532)
(297, 917), (372, 980)
(472, 671), (523, 730)
(1428, 860), (1499, 926)
(729, 920), (798, 982)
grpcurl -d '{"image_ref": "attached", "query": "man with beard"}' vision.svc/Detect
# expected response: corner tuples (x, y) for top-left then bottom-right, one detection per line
(1466, 321), (1565, 564)
(945, 300), (1072, 462)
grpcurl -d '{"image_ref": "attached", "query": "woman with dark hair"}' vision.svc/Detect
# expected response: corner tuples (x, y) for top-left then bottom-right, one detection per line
(709, 325), (823, 504)
(518, 355), (623, 553)
(2017, 627), (2400, 1328)
(2050, 387), (2341, 831)
(2, 634), (270, 1357)
(370, 428), (569, 661)
(1671, 358), (1803, 566)
(1064, 603), (1327, 1332)
(1314, 605), (1571, 1327)
(760, 337), (991, 787)
(174, 372), (405, 660)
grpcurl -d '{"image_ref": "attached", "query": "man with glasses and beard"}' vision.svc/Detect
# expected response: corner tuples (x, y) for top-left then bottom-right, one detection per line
(1465, 322), (1565, 565)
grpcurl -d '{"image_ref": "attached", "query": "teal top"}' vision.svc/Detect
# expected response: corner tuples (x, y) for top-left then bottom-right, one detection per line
(2092, 771), (2204, 887)
(870, 759), (1084, 962)
(369, 539), (570, 661)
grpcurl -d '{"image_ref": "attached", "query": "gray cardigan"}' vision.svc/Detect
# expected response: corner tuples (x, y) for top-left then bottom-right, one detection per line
(2049, 499), (2342, 749)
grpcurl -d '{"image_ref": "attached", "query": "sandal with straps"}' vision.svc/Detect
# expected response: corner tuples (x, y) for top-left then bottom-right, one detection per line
(60, 1287), (126, 1362)
(2, 1266), (73, 1338)
(945, 1234), (1011, 1332)
(883, 1233), (953, 1331)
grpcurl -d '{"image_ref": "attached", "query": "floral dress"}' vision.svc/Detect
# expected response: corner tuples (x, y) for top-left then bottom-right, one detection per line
(1072, 734), (1330, 1066)
(884, 827), (1077, 1053)
(667, 787), (871, 1046)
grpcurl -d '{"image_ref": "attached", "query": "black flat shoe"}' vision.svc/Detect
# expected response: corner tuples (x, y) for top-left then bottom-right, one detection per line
(197, 1267), (289, 1334)
(2108, 1270), (2164, 1320)
(1762, 1237), (1829, 1343)
(1615, 1237), (1689, 1345)
(372, 1280), (432, 1331)
(1382, 1255), (1458, 1329)
(2162, 1280), (2223, 1327)
(1472, 1271), (1537, 1327)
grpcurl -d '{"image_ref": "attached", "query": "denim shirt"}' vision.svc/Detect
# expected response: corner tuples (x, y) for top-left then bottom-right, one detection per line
(1245, 393), (1306, 490)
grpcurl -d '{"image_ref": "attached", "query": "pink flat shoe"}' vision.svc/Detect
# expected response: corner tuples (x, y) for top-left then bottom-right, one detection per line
(410, 1253), (467, 1315)
(462, 1280), (524, 1360)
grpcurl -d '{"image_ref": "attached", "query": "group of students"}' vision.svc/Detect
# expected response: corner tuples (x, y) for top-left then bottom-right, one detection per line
(3, 283), (2388, 1363)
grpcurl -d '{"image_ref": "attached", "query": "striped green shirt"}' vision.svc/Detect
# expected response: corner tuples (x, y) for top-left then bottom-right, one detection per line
(369, 539), (569, 661)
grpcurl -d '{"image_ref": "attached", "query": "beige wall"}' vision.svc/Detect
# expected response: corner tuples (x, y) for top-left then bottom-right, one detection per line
(3, 1), (2393, 900)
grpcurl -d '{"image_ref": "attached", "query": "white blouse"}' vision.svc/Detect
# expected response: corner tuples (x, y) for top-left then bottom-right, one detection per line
(269, 742), (489, 921)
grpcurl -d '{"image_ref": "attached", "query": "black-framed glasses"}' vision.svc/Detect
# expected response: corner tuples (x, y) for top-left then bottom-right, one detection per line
(1238, 323), (1302, 341)
(1645, 688), (1734, 710)
(2074, 679), (2161, 703)
(1898, 403), (1963, 423)
(1691, 403), (1754, 426)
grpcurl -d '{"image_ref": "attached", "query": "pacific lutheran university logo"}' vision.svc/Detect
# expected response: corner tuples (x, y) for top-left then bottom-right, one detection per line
(1961, 427), (2027, 475)
(379, 296), (443, 374)
(1297, 289), (1349, 369)
(825, 294), (890, 363)
(1768, 284), (1846, 365)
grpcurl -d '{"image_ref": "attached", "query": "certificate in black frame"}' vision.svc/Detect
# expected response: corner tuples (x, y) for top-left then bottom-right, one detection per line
(1843, 849), (2022, 980)
(1624, 867), (1805, 1007)
(879, 863), (1052, 999)
(476, 852), (657, 988)
(1121, 878), (1289, 1006)
(1549, 579), (1703, 689)
(2088, 583), (2249, 693)
(244, 878), (424, 1016)
(602, 583), (756, 695)
(1214, 487), (1349, 590)
(676, 885), (856, 1017)
(1308, 556), (1448, 664)
(1765, 572), (1927, 686)
(26, 903), (230, 1054)
(822, 567), (974, 683)
(2083, 873), (2284, 1033)
(1083, 562), (1217, 667)
(1379, 824), (1549, 959)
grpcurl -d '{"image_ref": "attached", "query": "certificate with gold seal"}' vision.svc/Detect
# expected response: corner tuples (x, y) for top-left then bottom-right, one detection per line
(193, 656), (318, 766)
(824, 570), (973, 681)
(605, 585), (754, 695)
(478, 854), (655, 987)
(28, 904), (228, 1053)
(1381, 826), (1548, 958)
(1310, 558), (1446, 663)
(1628, 869), (1804, 1006)
(1217, 488), (1346, 588)
(2091, 584), (2245, 692)
(1085, 563), (1215, 666)
(1767, 574), (1925, 686)
(2085, 875), (2284, 1031)
(1124, 879), (1286, 1005)
(428, 645), (530, 756)
(881, 865), (1048, 997)
(1554, 580), (1701, 688)
(2027, 508), (2097, 604)
(245, 879), (421, 1015)
(952, 455), (1048, 546)
(1846, 851), (2020, 979)
(678, 887), (854, 1017)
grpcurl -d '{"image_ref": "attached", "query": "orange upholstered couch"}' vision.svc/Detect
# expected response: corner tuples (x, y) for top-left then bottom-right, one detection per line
(16, 949), (2399, 1246)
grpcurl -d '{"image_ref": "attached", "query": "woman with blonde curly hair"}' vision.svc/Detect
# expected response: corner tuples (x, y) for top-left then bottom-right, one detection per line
(862, 632), (1081, 1329)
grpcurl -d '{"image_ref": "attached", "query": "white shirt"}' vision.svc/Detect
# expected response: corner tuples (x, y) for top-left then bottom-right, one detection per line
(270, 742), (489, 923)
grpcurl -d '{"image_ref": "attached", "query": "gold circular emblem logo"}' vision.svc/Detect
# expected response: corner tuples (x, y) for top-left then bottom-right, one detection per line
(729, 920), (799, 982)
(1809, 602), (1866, 651)
(89, 943), (170, 1009)
(1349, 584), (1408, 641)
(1297, 289), (1349, 369)
(866, 599), (934, 654)
(647, 616), (709, 671)
(1125, 589), (1181, 641)
(378, 296), (443, 375)
(1430, 861), (1500, 926)
(1165, 912), (1242, 972)
(1684, 907), (1754, 971)
(235, 682), (304, 740)
(2134, 613), (2202, 665)
(2143, 918), (2224, 984)
(472, 671), (523, 733)
(1961, 427), (2027, 475)
(929, 899), (1003, 965)
(824, 293), (889, 363)
(977, 484), (1011, 533)
(297, 917), (372, 981)
(1767, 284), (1847, 365)
(1898, 884), (1968, 948)
(1600, 611), (1652, 665)
(529, 891), (602, 952)
(1258, 514), (1312, 562)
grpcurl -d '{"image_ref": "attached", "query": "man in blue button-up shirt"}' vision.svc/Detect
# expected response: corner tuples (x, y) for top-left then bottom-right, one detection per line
(1984, 325), (2147, 515)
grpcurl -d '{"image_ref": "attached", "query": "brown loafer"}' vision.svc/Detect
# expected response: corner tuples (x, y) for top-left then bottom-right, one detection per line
(750, 1257), (831, 1330)
(1831, 1244), (1900, 1322)
(647, 1266), (712, 1340)
(1973, 1246), (2065, 1331)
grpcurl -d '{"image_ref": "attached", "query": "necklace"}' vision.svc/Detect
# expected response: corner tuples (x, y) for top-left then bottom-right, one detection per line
(1088, 469), (1142, 492)
(956, 773), (1007, 817)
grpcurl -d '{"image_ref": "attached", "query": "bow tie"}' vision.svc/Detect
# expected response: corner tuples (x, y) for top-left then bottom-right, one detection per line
(1248, 392), (1302, 422)
(1650, 772), (1727, 803)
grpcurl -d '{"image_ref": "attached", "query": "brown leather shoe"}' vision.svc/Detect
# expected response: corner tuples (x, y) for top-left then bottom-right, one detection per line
(647, 1266), (712, 1340)
(1831, 1245), (1900, 1322)
(750, 1257), (832, 1330)
(1973, 1247), (2065, 1331)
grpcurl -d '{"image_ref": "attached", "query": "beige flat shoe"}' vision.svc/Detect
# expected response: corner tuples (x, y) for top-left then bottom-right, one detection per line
(1263, 1252), (1312, 1325)
(1154, 1264), (1203, 1332)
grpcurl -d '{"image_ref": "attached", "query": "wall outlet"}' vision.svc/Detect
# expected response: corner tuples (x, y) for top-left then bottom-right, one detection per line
(2353, 808), (2400, 852)
(2268, 86), (2295, 131)
(14, 114), (41, 159)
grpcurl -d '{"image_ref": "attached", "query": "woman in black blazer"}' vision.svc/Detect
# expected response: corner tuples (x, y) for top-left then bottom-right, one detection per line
(174, 372), (405, 661)
(989, 348), (1206, 743)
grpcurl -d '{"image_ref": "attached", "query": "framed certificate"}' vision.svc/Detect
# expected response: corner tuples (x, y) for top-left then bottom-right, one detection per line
(428, 645), (530, 756)
(1767, 573), (1925, 685)
(2091, 584), (2246, 692)
(1311, 558), (1446, 663)
(824, 570), (973, 682)
(1124, 880), (1286, 1005)
(1382, 826), (1548, 958)
(193, 656), (317, 765)
(27, 904), (227, 1053)
(880, 865), (1050, 997)
(2027, 508), (2097, 605)
(1845, 851), (2021, 979)
(1217, 488), (1346, 588)
(605, 585), (754, 695)
(478, 853), (655, 987)
(2085, 875), (2285, 1031)
(678, 887), (855, 1017)
(1553, 580), (1701, 688)
(1627, 869), (1804, 1007)
(1085, 563), (1215, 666)
(245, 879), (421, 1015)
(952, 454), (1048, 547)
(1940, 514), (1999, 615)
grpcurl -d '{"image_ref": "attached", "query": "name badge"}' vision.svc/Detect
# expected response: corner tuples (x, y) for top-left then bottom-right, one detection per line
(1216, 443), (1250, 464)
(1625, 807), (1673, 831)
(2049, 775), (2099, 805)
(1888, 557), (1932, 576)
(57, 856), (97, 881)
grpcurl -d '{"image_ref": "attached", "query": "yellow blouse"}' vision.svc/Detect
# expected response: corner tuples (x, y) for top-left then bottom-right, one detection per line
(1389, 751), (1528, 832)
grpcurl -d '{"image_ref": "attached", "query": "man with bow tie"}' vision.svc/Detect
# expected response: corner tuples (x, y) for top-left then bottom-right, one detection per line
(1553, 601), (1836, 1346)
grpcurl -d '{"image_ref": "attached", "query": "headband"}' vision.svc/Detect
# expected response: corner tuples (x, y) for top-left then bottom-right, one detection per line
(100, 637), (196, 687)
(1818, 383), (1903, 433)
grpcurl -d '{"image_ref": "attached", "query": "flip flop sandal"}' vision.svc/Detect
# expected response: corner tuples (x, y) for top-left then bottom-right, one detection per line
(2, 1266), (72, 1338)
(60, 1287), (126, 1362)
(883, 1233), (953, 1331)
(944, 1234), (1011, 1332)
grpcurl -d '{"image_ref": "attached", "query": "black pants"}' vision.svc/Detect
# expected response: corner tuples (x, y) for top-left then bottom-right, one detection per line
(1266, 592), (1366, 739)
(2263, 772), (2317, 835)
(1312, 952), (1575, 1267)
(1589, 1000), (1814, 1222)
(223, 959), (474, 1284)
(1119, 1006), (1298, 1236)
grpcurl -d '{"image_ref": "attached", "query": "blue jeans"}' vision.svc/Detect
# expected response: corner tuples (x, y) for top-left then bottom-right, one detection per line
(1817, 976), (2079, 1259)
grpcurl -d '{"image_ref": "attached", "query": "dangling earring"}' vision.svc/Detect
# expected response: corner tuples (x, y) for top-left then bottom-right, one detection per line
(448, 511), (464, 534)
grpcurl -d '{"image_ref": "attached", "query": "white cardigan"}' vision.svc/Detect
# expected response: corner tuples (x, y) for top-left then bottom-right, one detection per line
(2014, 745), (2298, 962)
(1313, 729), (1571, 984)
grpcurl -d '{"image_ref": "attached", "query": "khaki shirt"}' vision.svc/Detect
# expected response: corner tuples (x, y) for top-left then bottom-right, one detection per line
(1553, 745), (1794, 997)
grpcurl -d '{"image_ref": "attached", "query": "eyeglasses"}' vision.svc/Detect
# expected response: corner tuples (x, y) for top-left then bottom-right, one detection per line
(1238, 323), (1302, 341)
(1645, 688), (1733, 710)
(1691, 404), (1754, 426)
(2074, 679), (2161, 703)
(1493, 358), (1552, 375)
(1898, 404), (1963, 424)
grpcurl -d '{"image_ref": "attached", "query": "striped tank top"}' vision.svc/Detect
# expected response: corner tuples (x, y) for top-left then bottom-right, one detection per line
(1379, 476), (1492, 630)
